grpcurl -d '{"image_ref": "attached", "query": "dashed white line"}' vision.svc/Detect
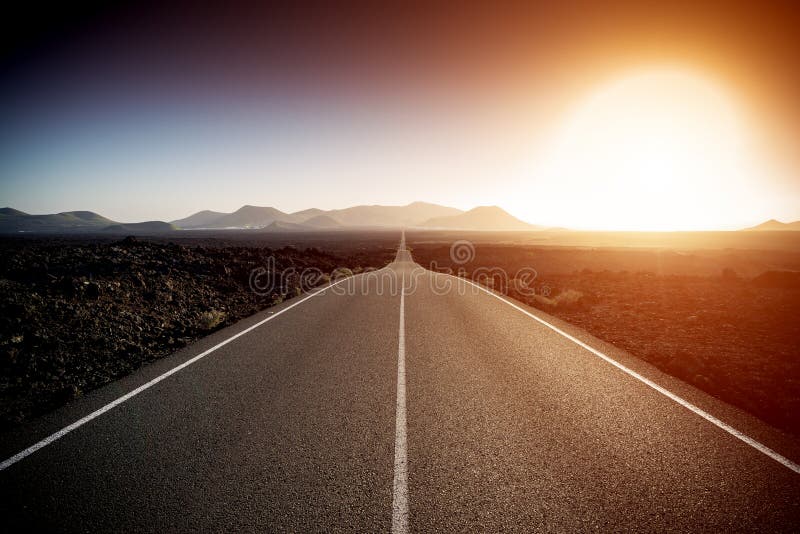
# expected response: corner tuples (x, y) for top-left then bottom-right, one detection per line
(457, 275), (800, 475)
(0, 276), (352, 472)
(392, 272), (409, 533)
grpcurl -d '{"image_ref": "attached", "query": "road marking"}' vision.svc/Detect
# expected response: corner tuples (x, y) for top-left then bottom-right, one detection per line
(0, 277), (352, 472)
(392, 272), (409, 534)
(455, 275), (800, 475)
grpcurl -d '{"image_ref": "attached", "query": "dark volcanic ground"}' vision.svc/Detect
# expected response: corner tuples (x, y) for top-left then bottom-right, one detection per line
(0, 236), (395, 429)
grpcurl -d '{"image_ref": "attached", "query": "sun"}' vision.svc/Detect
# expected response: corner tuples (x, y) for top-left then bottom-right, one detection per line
(526, 68), (762, 231)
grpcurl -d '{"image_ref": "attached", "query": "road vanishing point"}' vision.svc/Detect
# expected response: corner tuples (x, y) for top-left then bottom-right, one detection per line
(2, 235), (800, 532)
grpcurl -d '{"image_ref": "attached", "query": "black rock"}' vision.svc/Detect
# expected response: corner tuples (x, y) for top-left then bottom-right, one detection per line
(84, 282), (101, 299)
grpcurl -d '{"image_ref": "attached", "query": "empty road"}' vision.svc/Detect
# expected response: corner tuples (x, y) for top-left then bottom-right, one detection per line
(2, 236), (800, 532)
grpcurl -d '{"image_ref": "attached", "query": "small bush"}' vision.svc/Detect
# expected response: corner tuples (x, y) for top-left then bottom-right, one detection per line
(554, 289), (585, 307)
(530, 289), (587, 310)
(198, 309), (226, 330)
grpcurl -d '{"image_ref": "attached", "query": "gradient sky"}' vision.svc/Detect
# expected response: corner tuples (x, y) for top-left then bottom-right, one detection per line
(1, 1), (799, 229)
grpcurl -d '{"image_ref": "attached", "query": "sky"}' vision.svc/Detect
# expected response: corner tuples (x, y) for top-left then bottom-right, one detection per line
(1, 1), (799, 230)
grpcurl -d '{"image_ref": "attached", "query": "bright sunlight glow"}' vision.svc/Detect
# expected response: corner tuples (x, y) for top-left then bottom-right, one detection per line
(519, 69), (769, 231)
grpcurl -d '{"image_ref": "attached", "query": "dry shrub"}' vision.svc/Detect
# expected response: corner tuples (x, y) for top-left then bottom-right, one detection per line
(531, 289), (587, 310)
(198, 309), (226, 330)
(554, 289), (585, 307)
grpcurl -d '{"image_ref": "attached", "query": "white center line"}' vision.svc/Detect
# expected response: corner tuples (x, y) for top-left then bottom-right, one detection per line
(0, 276), (352, 472)
(392, 272), (409, 533)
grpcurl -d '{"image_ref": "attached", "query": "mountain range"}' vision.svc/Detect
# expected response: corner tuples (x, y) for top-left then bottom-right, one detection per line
(171, 202), (465, 229)
(742, 219), (800, 231)
(0, 207), (178, 234)
(422, 206), (545, 231)
(0, 202), (545, 234)
(5, 204), (797, 234)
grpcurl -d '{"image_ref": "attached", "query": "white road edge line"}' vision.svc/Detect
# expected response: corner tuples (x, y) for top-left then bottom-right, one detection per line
(457, 275), (800, 475)
(0, 276), (353, 472)
(392, 272), (409, 534)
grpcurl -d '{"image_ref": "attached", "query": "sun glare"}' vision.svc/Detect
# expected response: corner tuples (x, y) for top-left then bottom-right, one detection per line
(527, 69), (761, 230)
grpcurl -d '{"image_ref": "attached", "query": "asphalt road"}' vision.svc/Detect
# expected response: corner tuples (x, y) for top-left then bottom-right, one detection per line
(2, 236), (800, 532)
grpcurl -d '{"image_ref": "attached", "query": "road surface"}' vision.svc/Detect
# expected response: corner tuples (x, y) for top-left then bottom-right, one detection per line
(2, 236), (800, 532)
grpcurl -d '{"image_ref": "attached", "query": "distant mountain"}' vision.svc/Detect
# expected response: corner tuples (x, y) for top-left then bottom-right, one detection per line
(290, 208), (326, 220)
(420, 206), (544, 231)
(743, 219), (800, 231)
(207, 205), (295, 228)
(170, 201), (462, 229)
(0, 207), (29, 217)
(262, 215), (343, 232)
(103, 221), (178, 234)
(302, 215), (342, 228)
(171, 210), (227, 229)
(325, 201), (463, 227)
(0, 207), (179, 234)
(1, 202), (548, 234)
(0, 208), (116, 233)
(263, 220), (313, 232)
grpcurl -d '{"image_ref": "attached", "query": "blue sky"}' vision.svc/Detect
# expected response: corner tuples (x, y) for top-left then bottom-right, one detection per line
(1, 94), (521, 222)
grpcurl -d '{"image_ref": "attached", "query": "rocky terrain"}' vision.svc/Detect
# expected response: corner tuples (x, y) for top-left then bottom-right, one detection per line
(410, 241), (800, 436)
(0, 237), (395, 428)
